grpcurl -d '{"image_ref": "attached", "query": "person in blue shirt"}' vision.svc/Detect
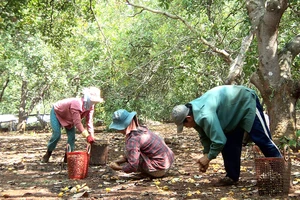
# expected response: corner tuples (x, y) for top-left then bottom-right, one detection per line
(172, 85), (282, 186)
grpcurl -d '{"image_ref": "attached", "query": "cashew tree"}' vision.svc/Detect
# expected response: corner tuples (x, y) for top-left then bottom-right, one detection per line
(245, 0), (300, 144)
(125, 0), (300, 145)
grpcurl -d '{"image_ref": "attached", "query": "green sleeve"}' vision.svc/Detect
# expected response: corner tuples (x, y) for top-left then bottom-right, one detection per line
(195, 126), (211, 154)
(197, 113), (227, 160)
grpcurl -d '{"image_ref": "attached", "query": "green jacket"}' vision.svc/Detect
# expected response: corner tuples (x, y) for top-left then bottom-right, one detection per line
(190, 85), (257, 160)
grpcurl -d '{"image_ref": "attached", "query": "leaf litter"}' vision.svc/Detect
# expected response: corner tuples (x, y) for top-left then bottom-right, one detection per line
(0, 124), (300, 199)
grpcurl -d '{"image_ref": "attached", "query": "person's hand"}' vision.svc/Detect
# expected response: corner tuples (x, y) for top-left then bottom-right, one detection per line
(115, 155), (127, 164)
(81, 130), (89, 137)
(199, 163), (209, 172)
(196, 159), (208, 172)
(109, 162), (122, 170)
(197, 154), (210, 172)
(87, 135), (95, 144)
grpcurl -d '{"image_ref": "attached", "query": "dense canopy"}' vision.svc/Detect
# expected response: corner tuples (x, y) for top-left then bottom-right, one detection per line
(0, 0), (299, 143)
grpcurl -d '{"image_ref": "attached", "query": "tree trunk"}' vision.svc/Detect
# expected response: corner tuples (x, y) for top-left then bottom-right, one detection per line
(265, 84), (297, 142)
(246, 0), (300, 144)
(18, 80), (28, 123)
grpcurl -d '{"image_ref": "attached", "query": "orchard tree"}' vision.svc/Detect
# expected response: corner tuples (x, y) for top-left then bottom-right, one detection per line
(245, 0), (300, 144)
(125, 0), (300, 144)
(0, 0), (81, 123)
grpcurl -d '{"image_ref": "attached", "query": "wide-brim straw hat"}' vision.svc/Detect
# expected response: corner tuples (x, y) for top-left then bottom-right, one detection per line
(89, 87), (104, 103)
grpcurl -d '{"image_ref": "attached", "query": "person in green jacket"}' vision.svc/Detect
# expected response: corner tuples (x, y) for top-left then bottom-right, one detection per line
(171, 85), (282, 186)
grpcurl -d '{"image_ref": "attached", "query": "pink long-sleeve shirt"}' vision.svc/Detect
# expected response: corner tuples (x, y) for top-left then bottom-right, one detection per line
(53, 98), (94, 134)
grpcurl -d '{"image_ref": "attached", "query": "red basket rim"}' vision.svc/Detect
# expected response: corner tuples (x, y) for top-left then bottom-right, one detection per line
(67, 151), (88, 155)
(255, 157), (284, 161)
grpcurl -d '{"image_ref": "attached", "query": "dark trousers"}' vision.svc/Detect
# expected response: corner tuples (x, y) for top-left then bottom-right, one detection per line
(221, 97), (282, 181)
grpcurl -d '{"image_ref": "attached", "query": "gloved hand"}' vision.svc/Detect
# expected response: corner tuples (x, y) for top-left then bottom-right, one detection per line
(87, 135), (95, 144)
(197, 154), (210, 172)
(81, 130), (89, 137)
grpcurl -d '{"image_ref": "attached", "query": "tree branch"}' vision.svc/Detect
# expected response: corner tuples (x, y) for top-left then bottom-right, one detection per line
(28, 84), (51, 115)
(126, 0), (194, 31)
(49, 0), (54, 33)
(0, 78), (9, 102)
(90, 0), (109, 48)
(126, 0), (232, 64)
(128, 8), (145, 17)
(89, 0), (116, 69)
(225, 32), (254, 84)
(278, 34), (300, 93)
(279, 34), (300, 59)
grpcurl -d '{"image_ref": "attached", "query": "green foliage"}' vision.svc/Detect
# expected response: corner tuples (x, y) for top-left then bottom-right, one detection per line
(280, 130), (300, 149)
(0, 0), (299, 132)
(158, 0), (171, 9)
(0, 0), (30, 31)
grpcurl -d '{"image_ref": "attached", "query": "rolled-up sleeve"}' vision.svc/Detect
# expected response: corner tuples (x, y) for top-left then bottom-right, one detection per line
(122, 137), (141, 173)
(86, 106), (95, 134)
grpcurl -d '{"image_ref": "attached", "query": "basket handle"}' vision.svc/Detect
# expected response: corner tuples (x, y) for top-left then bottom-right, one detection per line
(252, 145), (262, 158)
(66, 144), (72, 153)
(86, 143), (91, 155)
(283, 144), (290, 162)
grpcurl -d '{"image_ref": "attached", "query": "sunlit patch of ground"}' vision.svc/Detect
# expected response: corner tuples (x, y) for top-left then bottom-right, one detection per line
(0, 124), (300, 199)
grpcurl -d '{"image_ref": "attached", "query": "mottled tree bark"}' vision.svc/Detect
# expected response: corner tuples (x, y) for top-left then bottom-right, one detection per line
(246, 0), (300, 142)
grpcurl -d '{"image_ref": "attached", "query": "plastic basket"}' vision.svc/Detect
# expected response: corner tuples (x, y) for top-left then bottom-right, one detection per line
(67, 144), (91, 180)
(254, 146), (291, 196)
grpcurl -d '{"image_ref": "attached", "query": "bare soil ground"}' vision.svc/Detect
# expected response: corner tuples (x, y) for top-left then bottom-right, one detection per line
(1, 123), (300, 200)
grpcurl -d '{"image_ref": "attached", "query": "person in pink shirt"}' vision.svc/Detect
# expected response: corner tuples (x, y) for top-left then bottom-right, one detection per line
(42, 87), (104, 163)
